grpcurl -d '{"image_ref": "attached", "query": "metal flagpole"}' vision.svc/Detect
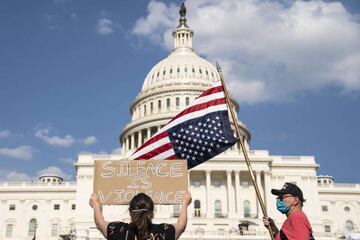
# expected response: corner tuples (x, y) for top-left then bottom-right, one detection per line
(216, 63), (275, 240)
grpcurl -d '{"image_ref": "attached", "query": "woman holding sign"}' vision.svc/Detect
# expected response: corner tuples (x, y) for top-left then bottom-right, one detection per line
(89, 191), (192, 240)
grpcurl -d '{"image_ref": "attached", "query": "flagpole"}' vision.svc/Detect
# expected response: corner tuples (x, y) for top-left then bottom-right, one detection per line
(216, 63), (275, 240)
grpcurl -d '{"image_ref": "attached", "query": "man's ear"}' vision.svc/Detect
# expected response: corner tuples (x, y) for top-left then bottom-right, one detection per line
(294, 197), (300, 206)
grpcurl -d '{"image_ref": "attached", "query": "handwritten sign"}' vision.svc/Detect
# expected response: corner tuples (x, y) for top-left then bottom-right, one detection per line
(93, 160), (188, 205)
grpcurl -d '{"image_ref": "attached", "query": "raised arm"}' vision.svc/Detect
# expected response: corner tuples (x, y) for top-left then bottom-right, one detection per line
(173, 191), (192, 240)
(89, 193), (109, 238)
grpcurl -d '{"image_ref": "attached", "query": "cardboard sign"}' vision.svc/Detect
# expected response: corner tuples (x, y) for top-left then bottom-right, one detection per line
(93, 160), (188, 205)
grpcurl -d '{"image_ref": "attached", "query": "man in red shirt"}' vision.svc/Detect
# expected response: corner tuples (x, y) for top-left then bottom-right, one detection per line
(263, 182), (314, 240)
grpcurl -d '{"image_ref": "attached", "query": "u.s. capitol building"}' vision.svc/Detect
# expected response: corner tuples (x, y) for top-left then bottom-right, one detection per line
(0, 4), (359, 240)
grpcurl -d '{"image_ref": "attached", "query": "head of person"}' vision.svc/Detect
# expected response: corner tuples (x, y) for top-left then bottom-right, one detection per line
(129, 193), (154, 240)
(271, 182), (305, 214)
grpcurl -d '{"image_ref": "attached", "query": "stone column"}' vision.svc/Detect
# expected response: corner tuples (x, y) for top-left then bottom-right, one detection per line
(255, 172), (262, 218)
(147, 128), (151, 140)
(206, 170), (212, 218)
(226, 171), (235, 217)
(263, 171), (271, 210)
(138, 131), (142, 147)
(131, 134), (135, 150)
(126, 137), (129, 152)
(235, 171), (241, 214)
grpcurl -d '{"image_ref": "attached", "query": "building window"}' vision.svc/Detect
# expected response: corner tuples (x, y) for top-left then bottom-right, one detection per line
(212, 179), (221, 187)
(158, 100), (161, 111)
(166, 98), (170, 109)
(54, 204), (60, 210)
(199, 68), (202, 74)
(185, 67), (187, 73)
(241, 181), (249, 187)
(192, 179), (201, 187)
(192, 68), (195, 73)
(177, 67), (180, 73)
(322, 205), (328, 212)
(173, 205), (180, 217)
(345, 220), (354, 232)
(194, 200), (201, 217)
(51, 223), (59, 237)
(150, 102), (153, 113)
(344, 206), (350, 212)
(214, 200), (222, 217)
(324, 225), (331, 233)
(6, 224), (13, 238)
(9, 204), (15, 211)
(28, 219), (37, 237)
(170, 68), (173, 74)
(72, 204), (76, 210)
(176, 97), (180, 108)
(163, 70), (166, 75)
(244, 200), (251, 218)
(144, 105), (147, 115)
(32, 205), (38, 211)
(185, 97), (189, 106)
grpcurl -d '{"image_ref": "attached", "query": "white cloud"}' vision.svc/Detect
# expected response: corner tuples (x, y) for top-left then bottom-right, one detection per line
(132, 1), (178, 43)
(0, 145), (34, 160)
(96, 18), (114, 35)
(35, 127), (75, 147)
(80, 136), (98, 145)
(0, 130), (11, 138)
(0, 170), (32, 182)
(36, 166), (72, 180)
(132, 0), (360, 104)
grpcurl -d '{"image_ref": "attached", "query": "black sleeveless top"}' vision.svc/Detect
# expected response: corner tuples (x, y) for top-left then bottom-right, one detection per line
(107, 221), (175, 240)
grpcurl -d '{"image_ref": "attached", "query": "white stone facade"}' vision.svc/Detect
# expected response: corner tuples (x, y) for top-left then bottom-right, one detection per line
(1, 4), (359, 240)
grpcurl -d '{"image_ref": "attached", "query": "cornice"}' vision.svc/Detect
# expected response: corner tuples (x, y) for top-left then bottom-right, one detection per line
(271, 163), (320, 168)
(0, 188), (76, 193)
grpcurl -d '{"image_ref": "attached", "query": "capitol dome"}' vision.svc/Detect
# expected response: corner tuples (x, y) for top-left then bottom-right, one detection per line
(120, 3), (250, 157)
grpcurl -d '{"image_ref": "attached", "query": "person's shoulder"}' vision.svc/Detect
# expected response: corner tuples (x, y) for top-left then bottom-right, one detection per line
(107, 222), (129, 240)
(153, 223), (175, 233)
(108, 221), (129, 232)
(290, 211), (311, 225)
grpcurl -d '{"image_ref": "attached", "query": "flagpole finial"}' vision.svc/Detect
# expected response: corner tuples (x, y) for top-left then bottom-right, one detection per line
(216, 62), (223, 79)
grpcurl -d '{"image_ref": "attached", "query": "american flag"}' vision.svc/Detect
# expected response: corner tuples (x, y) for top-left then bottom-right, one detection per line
(129, 81), (237, 169)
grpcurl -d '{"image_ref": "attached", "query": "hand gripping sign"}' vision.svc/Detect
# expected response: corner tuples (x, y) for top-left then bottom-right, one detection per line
(93, 160), (188, 205)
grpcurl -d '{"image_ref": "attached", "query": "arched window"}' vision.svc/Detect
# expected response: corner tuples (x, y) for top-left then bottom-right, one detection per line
(176, 97), (180, 108)
(345, 220), (354, 232)
(185, 97), (190, 106)
(244, 200), (251, 218)
(166, 98), (170, 109)
(214, 200), (222, 217)
(344, 206), (350, 212)
(158, 100), (161, 112)
(28, 218), (37, 237)
(194, 200), (201, 217)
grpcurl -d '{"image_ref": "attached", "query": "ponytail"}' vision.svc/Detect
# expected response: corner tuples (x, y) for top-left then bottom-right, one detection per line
(129, 193), (154, 240)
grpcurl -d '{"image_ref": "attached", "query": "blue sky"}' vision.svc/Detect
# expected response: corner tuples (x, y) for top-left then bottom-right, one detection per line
(0, 0), (359, 183)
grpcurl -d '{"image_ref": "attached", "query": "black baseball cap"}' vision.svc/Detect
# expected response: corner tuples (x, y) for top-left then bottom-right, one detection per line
(271, 182), (305, 202)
